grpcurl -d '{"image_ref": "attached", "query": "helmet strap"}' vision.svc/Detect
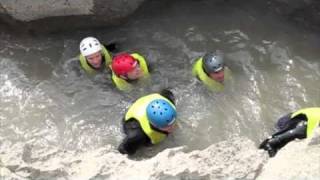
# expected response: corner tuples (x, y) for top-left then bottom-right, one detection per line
(202, 64), (211, 76)
(149, 123), (170, 135)
(119, 74), (128, 80)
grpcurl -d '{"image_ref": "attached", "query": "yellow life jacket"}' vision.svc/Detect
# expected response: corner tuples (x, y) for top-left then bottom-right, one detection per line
(291, 107), (320, 138)
(192, 58), (231, 92)
(111, 53), (150, 92)
(79, 45), (112, 75)
(125, 93), (175, 144)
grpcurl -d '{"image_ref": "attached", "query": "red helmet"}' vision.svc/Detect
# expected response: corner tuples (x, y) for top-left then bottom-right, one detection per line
(111, 53), (137, 76)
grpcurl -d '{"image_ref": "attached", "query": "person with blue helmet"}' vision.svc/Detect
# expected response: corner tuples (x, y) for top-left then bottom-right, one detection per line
(259, 107), (320, 157)
(118, 89), (177, 155)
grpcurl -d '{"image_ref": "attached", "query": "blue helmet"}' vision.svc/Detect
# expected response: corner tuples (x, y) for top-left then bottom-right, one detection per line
(146, 99), (176, 128)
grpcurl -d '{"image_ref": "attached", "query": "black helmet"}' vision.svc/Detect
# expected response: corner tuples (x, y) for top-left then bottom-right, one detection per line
(202, 53), (224, 74)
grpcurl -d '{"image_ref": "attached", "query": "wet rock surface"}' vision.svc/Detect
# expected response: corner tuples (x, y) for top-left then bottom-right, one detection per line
(0, 0), (320, 33)
(0, 0), (146, 33)
(268, 0), (320, 31)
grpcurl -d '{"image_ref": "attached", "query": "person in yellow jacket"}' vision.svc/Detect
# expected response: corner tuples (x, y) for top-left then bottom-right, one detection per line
(192, 51), (231, 92)
(110, 52), (150, 92)
(118, 89), (177, 155)
(79, 37), (113, 75)
(259, 107), (320, 157)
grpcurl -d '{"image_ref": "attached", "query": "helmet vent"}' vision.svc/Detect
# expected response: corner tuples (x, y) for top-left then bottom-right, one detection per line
(79, 37), (102, 56)
(146, 99), (176, 128)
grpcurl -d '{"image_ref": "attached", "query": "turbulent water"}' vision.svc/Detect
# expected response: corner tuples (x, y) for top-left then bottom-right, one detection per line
(0, 0), (320, 179)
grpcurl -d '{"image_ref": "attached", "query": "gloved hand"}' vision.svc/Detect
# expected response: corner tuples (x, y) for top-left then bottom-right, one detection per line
(259, 136), (277, 157)
(259, 136), (272, 150)
(118, 142), (129, 155)
(267, 146), (277, 157)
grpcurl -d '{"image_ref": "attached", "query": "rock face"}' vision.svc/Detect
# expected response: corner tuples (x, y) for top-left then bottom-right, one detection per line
(0, 137), (267, 180)
(0, 0), (320, 33)
(2, 131), (319, 179)
(0, 0), (94, 21)
(268, 0), (320, 31)
(0, 0), (146, 33)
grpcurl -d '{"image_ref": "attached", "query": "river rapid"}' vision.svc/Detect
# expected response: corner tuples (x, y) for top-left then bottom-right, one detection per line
(0, 0), (320, 179)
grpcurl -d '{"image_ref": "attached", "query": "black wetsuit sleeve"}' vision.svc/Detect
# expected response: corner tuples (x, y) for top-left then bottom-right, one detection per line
(102, 43), (119, 53)
(273, 114), (307, 136)
(118, 118), (151, 155)
(269, 121), (307, 149)
(147, 62), (154, 73)
(159, 89), (175, 105)
(260, 121), (307, 157)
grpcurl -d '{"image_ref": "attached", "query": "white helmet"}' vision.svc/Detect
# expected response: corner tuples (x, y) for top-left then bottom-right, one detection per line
(79, 37), (102, 57)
